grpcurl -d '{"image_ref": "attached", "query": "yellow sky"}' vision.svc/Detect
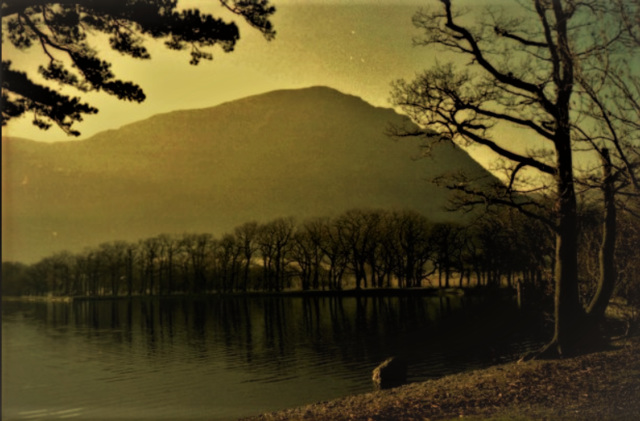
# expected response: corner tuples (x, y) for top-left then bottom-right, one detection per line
(1, 0), (541, 174)
(3, 2), (418, 137)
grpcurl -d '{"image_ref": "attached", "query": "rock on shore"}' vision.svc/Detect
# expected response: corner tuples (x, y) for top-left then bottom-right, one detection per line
(372, 356), (408, 389)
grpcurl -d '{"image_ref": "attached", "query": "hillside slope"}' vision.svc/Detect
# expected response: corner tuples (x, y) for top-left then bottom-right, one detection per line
(2, 86), (494, 263)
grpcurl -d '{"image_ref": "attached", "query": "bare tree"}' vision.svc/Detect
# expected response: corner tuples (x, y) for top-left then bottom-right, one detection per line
(157, 234), (180, 294)
(334, 209), (382, 290)
(391, 0), (639, 356)
(429, 222), (462, 289)
(387, 210), (434, 288)
(299, 218), (328, 290)
(179, 233), (214, 294)
(317, 217), (349, 291)
(234, 221), (260, 291)
(290, 230), (316, 291)
(257, 217), (295, 292)
(568, 0), (640, 322)
(216, 233), (242, 292)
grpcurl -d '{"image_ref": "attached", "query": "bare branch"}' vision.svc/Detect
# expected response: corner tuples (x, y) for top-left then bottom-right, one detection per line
(439, 178), (556, 230)
(494, 25), (548, 48)
(465, 103), (555, 141)
(439, 0), (557, 116)
(456, 125), (556, 175)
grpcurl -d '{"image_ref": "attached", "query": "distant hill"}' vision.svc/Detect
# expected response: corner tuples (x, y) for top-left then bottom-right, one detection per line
(2, 86), (495, 263)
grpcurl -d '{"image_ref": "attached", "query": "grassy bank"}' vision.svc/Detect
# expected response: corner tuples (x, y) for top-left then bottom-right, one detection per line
(245, 336), (640, 420)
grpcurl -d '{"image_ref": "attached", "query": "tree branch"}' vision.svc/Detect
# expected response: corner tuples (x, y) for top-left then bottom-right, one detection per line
(442, 180), (556, 230)
(464, 103), (555, 141)
(494, 25), (548, 48)
(440, 0), (557, 117)
(456, 125), (557, 175)
(575, 75), (640, 192)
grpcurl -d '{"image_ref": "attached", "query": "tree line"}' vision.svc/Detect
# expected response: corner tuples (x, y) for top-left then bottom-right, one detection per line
(3, 207), (638, 304)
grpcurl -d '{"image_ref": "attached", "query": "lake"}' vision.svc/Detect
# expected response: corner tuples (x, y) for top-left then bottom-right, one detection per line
(2, 293), (544, 420)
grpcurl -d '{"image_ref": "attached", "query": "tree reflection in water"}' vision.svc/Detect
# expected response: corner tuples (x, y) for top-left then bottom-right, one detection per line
(7, 294), (545, 383)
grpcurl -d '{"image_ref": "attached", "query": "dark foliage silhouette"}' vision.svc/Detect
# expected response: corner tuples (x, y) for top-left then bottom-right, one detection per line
(1, 0), (275, 135)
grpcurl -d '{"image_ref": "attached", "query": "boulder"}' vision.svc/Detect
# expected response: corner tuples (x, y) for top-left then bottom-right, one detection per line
(372, 356), (407, 389)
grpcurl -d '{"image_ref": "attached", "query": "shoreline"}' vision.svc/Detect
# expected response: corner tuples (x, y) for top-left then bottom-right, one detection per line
(243, 336), (640, 420)
(1, 286), (511, 303)
(1, 295), (75, 303)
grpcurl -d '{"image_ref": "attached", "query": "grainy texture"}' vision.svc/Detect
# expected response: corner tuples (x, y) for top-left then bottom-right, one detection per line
(244, 337), (640, 421)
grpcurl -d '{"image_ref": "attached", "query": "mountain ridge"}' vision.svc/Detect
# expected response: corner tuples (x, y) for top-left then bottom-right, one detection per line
(2, 86), (495, 263)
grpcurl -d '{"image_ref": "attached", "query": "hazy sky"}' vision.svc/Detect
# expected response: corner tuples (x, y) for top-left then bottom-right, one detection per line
(2, 0), (526, 171)
(3, 1), (426, 139)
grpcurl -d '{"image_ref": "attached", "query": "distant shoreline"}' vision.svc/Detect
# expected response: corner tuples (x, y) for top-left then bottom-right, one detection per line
(1, 286), (514, 303)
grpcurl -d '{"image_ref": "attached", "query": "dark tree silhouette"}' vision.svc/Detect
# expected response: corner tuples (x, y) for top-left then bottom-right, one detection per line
(216, 233), (242, 292)
(290, 230), (316, 291)
(235, 221), (260, 291)
(179, 233), (213, 293)
(335, 209), (381, 290)
(317, 217), (348, 291)
(392, 0), (639, 357)
(257, 217), (294, 292)
(386, 210), (433, 288)
(1, 261), (30, 296)
(1, 0), (276, 135)
(430, 222), (461, 289)
(303, 220), (327, 290)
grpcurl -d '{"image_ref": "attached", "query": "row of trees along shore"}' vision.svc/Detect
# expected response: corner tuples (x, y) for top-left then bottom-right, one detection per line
(3, 207), (639, 307)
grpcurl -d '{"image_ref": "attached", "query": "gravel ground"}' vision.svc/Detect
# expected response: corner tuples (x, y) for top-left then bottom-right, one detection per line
(243, 336), (640, 421)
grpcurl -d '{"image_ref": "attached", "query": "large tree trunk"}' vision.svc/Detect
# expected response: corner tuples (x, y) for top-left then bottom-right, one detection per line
(587, 148), (617, 321)
(544, 135), (585, 357)
(542, 4), (585, 355)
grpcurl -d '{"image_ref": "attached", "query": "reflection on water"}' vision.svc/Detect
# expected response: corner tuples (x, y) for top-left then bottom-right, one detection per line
(2, 294), (544, 420)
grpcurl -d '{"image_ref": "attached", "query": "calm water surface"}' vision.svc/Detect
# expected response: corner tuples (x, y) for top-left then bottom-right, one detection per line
(2, 294), (543, 420)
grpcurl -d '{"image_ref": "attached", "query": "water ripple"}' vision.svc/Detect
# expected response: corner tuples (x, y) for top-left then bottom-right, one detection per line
(3, 296), (545, 420)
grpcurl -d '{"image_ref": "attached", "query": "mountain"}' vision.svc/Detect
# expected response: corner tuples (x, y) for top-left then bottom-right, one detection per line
(2, 86), (495, 263)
